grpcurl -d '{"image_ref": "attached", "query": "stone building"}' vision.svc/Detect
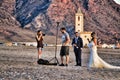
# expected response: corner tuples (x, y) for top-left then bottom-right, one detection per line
(75, 8), (92, 47)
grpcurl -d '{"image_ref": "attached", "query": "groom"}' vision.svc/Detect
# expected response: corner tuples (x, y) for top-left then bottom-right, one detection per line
(72, 32), (83, 66)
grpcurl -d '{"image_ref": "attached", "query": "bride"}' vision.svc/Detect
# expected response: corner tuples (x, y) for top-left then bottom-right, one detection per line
(88, 32), (120, 69)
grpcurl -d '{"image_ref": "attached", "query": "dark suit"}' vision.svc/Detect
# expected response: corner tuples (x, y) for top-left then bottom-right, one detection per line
(72, 37), (83, 66)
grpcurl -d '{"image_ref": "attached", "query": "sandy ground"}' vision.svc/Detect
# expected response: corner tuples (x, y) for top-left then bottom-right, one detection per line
(0, 46), (120, 80)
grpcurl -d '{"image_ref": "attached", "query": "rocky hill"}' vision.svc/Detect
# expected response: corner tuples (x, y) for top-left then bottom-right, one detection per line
(0, 0), (120, 43)
(0, 0), (36, 42)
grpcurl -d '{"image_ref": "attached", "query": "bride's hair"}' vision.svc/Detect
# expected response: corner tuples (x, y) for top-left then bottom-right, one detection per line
(91, 37), (94, 41)
(91, 32), (95, 37)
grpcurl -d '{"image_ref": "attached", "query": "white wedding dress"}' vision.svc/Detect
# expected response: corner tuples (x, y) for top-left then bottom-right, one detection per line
(88, 41), (120, 69)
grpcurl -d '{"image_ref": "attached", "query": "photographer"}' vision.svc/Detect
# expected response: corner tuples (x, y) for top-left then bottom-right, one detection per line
(35, 30), (44, 60)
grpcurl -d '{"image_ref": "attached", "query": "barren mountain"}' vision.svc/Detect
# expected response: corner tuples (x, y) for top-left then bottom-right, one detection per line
(0, 0), (36, 42)
(0, 0), (120, 43)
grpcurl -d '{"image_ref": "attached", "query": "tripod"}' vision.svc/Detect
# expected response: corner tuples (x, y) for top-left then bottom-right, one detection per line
(49, 22), (59, 65)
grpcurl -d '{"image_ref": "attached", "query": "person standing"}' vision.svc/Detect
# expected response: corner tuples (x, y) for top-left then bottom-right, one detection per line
(72, 32), (83, 66)
(35, 30), (44, 60)
(59, 27), (70, 66)
(87, 32), (120, 69)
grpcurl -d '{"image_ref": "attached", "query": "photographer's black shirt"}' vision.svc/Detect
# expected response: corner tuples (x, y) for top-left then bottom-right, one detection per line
(36, 37), (43, 48)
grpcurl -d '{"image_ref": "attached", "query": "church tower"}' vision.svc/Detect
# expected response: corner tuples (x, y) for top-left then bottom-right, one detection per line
(75, 8), (84, 32)
(75, 8), (92, 47)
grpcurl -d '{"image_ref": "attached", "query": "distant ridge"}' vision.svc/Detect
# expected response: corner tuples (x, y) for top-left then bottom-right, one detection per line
(0, 0), (120, 43)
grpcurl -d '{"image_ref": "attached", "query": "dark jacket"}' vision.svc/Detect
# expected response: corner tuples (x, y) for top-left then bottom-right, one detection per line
(72, 37), (83, 49)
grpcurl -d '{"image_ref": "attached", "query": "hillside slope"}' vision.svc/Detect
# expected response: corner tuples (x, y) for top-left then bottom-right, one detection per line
(0, 0), (120, 43)
(14, 0), (120, 43)
(0, 0), (35, 42)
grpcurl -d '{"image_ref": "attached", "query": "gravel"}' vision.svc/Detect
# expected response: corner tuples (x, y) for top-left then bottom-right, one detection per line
(0, 46), (120, 80)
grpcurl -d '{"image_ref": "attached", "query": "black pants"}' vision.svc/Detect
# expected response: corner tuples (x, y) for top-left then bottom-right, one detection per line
(74, 48), (82, 66)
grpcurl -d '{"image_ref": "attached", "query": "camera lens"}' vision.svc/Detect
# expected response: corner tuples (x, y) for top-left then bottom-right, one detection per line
(43, 34), (45, 36)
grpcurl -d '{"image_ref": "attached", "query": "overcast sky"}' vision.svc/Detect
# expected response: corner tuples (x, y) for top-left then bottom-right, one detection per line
(114, 0), (120, 4)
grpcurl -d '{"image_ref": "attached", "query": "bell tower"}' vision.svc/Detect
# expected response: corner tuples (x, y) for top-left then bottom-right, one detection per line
(75, 8), (84, 32)
(75, 8), (92, 47)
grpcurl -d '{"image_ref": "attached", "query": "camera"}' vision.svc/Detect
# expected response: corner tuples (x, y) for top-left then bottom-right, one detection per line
(38, 33), (45, 36)
(42, 33), (45, 36)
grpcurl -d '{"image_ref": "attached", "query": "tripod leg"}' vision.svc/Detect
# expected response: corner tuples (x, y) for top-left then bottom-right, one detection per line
(49, 57), (55, 62)
(48, 57), (59, 65)
(55, 57), (59, 64)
